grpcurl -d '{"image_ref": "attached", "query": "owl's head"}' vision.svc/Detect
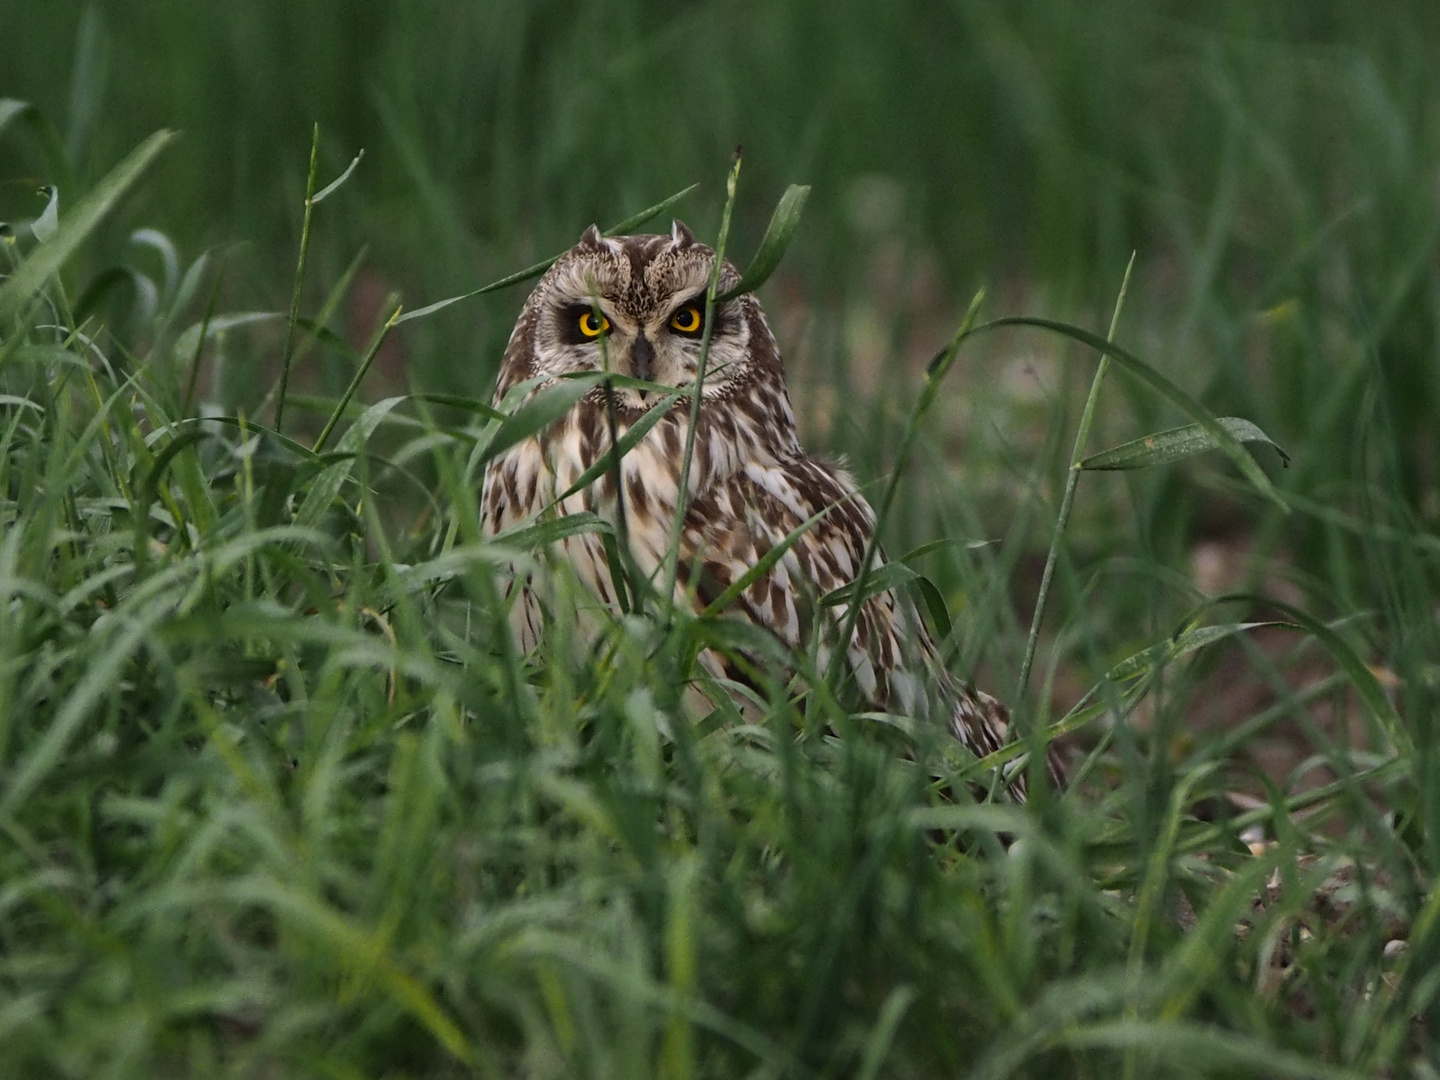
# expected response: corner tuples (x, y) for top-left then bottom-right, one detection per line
(507, 220), (780, 409)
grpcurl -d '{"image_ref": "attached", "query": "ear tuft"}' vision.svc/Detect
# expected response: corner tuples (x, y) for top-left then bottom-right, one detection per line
(670, 219), (695, 248)
(578, 224), (604, 249)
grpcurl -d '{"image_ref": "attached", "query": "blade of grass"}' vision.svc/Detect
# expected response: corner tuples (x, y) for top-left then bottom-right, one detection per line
(555, 389), (685, 503)
(855, 985), (916, 1080)
(474, 373), (607, 468)
(394, 183), (700, 325)
(1122, 763), (1217, 1080)
(312, 148), (364, 204)
(1080, 416), (1289, 470)
(662, 152), (742, 618)
(714, 183), (810, 302)
(313, 295), (403, 453)
(299, 396), (407, 525)
(699, 498), (838, 619)
(181, 256), (224, 416)
(973, 312), (1285, 512)
(826, 288), (986, 693)
(272, 124), (320, 434)
(1016, 253), (1135, 703)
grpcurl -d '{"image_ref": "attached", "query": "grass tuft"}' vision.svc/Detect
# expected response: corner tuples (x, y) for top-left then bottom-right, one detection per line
(3, 12), (1440, 1067)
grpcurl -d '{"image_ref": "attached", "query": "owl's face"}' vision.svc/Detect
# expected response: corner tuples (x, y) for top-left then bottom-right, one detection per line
(513, 220), (771, 409)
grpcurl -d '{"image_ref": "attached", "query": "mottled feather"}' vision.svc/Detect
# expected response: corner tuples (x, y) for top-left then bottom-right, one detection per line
(480, 222), (1049, 795)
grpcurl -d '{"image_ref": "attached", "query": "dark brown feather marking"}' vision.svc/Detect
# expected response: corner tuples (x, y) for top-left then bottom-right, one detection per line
(479, 222), (1054, 799)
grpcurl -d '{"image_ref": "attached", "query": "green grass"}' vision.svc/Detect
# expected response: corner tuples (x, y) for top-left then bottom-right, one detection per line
(4, 3), (1440, 1076)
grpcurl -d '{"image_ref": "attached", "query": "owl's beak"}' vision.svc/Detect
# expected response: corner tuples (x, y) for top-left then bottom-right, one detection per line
(629, 334), (656, 384)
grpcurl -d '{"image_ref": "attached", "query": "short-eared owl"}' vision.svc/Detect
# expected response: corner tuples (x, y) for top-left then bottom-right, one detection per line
(481, 221), (1041, 795)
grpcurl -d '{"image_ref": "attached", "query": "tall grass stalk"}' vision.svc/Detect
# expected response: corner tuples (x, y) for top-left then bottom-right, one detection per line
(271, 124), (320, 434)
(662, 152), (742, 620)
(1016, 254), (1134, 701)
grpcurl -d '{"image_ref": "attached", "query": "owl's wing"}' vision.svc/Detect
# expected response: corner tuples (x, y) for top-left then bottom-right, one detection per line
(676, 454), (1016, 767)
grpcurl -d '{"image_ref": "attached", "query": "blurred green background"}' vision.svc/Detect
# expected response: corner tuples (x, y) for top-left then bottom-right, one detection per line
(4, 0), (1439, 613)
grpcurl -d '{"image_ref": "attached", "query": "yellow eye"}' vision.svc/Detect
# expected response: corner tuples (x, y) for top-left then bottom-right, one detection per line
(670, 304), (703, 334)
(578, 310), (610, 338)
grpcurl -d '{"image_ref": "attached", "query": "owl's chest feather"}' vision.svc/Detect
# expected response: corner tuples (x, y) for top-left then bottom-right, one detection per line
(495, 410), (690, 569)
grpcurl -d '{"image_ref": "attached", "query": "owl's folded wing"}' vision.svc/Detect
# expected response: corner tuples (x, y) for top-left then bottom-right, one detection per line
(675, 454), (1007, 745)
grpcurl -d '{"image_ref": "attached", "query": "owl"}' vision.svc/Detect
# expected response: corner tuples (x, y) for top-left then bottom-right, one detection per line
(481, 221), (1046, 797)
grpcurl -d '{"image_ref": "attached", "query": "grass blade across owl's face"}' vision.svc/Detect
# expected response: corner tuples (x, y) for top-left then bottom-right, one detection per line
(520, 222), (763, 405)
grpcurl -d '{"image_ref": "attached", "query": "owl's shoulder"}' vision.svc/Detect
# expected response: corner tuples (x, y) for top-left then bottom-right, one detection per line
(680, 449), (875, 598)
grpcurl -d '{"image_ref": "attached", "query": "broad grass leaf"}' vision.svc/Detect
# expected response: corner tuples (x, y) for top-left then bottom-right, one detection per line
(907, 802), (1032, 837)
(491, 511), (614, 552)
(172, 249), (212, 315)
(141, 428), (211, 486)
(75, 266), (145, 324)
(169, 415), (320, 462)
(387, 543), (523, 592)
(407, 392), (505, 422)
(1105, 621), (1294, 682)
(910, 574), (953, 643)
(680, 613), (796, 678)
(970, 316), (1287, 511)
(0, 100), (29, 131)
(603, 183), (701, 236)
(30, 185), (59, 242)
(1247, 597), (1410, 757)
(716, 184), (810, 302)
(594, 373), (697, 395)
(899, 536), (994, 561)
(296, 397), (407, 526)
(1180, 757), (1408, 859)
(1025, 621), (1294, 749)
(255, 545), (340, 614)
(222, 876), (474, 1064)
(820, 561), (918, 607)
(477, 374), (606, 467)
(291, 317), (359, 361)
(856, 986), (917, 1080)
(116, 525), (328, 614)
(1080, 416), (1289, 471)
(130, 227), (180, 296)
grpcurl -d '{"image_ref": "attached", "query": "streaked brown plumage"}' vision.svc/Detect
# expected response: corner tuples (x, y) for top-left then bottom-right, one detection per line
(481, 221), (1045, 796)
